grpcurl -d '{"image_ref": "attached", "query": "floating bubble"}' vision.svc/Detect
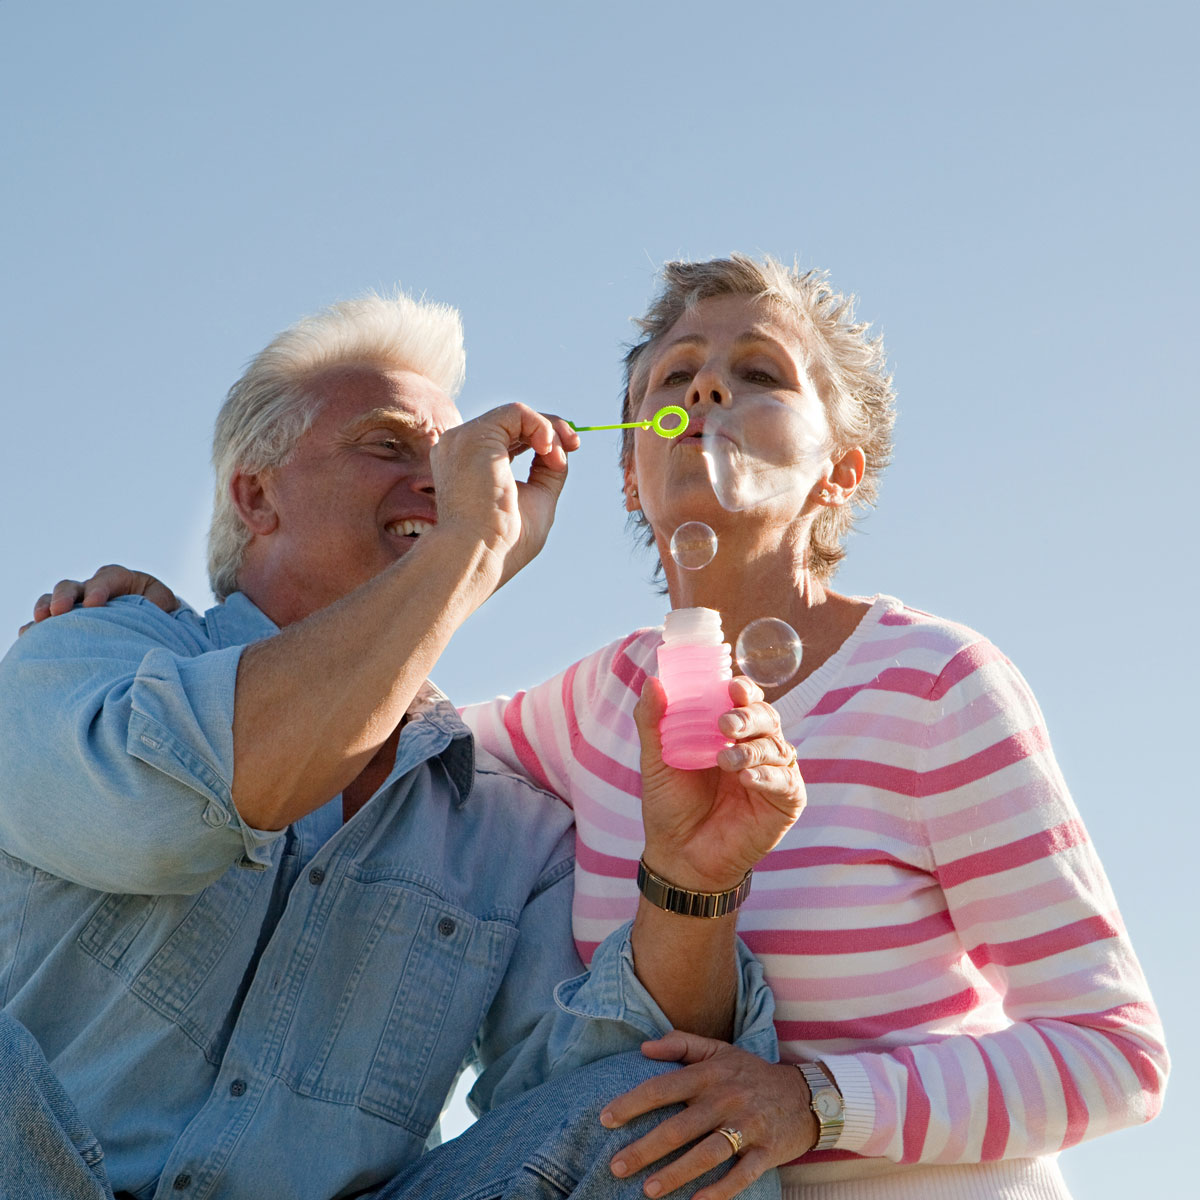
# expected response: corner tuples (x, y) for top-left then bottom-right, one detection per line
(701, 396), (831, 512)
(669, 521), (718, 571)
(735, 617), (803, 688)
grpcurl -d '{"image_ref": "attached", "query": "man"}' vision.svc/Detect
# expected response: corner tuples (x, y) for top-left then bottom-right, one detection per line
(0, 291), (794, 1199)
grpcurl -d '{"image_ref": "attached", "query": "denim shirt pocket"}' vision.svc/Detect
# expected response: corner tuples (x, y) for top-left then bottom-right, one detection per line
(77, 864), (270, 1062)
(277, 875), (517, 1138)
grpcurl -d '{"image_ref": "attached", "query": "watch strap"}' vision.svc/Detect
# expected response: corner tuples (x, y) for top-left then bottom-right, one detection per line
(636, 858), (752, 918)
(796, 1061), (845, 1152)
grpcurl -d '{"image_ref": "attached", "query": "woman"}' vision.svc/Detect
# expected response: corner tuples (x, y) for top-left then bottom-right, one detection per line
(460, 256), (1168, 1198)
(41, 256), (1168, 1199)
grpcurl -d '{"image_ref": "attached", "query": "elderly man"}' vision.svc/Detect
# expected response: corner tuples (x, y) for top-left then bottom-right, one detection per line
(0, 292), (793, 1200)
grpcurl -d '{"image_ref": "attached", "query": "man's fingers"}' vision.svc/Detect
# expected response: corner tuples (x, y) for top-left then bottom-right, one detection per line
(496, 402), (568, 470)
(544, 413), (581, 453)
(31, 593), (53, 623)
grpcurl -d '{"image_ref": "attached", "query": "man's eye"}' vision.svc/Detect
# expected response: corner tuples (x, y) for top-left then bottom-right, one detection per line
(661, 369), (693, 386)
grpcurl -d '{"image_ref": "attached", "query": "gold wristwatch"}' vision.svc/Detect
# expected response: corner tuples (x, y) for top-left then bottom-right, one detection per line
(797, 1061), (845, 1152)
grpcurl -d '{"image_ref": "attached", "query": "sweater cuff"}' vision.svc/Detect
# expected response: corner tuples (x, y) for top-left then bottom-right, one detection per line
(817, 1053), (876, 1153)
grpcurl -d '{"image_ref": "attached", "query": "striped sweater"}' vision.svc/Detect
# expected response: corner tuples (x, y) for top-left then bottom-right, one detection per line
(461, 595), (1167, 1190)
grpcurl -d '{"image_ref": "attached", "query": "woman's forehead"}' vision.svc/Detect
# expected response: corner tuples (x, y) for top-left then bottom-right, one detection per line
(659, 293), (805, 352)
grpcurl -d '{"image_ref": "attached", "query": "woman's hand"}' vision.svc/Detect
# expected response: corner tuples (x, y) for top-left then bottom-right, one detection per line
(601, 1033), (816, 1200)
(20, 565), (179, 634)
(634, 675), (805, 891)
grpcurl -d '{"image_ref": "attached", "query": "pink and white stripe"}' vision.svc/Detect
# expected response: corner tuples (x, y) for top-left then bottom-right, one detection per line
(462, 594), (1167, 1184)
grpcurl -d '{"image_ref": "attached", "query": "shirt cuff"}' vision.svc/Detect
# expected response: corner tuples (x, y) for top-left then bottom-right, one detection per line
(554, 922), (779, 1061)
(127, 643), (283, 866)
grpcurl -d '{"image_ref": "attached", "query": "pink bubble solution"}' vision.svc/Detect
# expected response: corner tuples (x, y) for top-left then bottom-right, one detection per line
(657, 607), (733, 770)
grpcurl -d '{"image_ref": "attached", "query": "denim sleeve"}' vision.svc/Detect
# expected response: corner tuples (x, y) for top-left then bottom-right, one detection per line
(0, 601), (282, 894)
(470, 888), (779, 1114)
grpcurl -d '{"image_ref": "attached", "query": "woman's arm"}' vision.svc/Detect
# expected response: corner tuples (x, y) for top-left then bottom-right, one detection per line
(813, 643), (1168, 1163)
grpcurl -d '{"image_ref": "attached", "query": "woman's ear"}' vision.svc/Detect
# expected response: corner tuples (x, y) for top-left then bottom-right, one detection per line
(623, 461), (641, 514)
(230, 469), (280, 535)
(813, 447), (865, 507)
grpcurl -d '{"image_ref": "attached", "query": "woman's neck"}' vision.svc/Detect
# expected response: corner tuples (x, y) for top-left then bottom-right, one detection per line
(664, 536), (869, 696)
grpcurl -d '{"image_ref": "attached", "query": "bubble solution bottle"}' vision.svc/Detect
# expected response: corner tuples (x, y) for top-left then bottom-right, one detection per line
(657, 607), (734, 770)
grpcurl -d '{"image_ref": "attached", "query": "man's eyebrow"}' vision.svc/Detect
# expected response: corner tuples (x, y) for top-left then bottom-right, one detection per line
(343, 408), (430, 434)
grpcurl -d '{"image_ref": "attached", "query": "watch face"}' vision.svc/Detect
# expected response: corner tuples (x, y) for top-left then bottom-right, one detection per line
(813, 1089), (843, 1119)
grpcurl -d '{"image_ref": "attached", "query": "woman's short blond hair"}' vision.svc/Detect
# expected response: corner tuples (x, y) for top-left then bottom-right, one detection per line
(620, 254), (895, 582)
(207, 291), (465, 600)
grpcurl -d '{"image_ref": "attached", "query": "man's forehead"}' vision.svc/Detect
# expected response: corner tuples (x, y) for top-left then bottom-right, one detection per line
(310, 364), (461, 431)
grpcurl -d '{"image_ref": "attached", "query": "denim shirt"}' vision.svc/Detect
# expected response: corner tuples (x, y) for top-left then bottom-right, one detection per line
(0, 594), (777, 1200)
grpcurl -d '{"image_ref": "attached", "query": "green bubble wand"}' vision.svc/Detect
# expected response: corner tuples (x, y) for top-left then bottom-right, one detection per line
(567, 405), (689, 439)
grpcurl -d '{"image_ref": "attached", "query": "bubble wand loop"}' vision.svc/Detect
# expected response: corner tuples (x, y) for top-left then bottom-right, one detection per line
(567, 405), (689, 439)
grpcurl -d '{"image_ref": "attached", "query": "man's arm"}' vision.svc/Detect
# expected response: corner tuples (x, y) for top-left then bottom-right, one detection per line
(229, 404), (576, 830)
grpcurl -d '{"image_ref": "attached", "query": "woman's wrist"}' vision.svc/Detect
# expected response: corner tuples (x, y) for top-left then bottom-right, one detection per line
(639, 845), (754, 894)
(637, 856), (752, 917)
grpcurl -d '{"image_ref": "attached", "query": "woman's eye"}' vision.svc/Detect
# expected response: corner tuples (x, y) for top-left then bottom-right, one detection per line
(745, 369), (776, 385)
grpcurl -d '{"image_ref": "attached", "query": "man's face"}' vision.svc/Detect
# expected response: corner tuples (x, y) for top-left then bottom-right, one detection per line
(249, 365), (461, 621)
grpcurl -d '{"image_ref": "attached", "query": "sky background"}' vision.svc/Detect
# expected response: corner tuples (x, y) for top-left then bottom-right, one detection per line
(2, 1), (1195, 1193)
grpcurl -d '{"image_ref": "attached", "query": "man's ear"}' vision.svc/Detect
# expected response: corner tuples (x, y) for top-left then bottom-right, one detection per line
(813, 447), (866, 507)
(230, 469), (279, 535)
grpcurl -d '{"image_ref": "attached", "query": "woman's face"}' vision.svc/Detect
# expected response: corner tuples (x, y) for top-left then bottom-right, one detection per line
(626, 294), (833, 541)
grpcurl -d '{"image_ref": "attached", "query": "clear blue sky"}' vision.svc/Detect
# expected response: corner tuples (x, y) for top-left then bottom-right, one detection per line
(2, 2), (1195, 1193)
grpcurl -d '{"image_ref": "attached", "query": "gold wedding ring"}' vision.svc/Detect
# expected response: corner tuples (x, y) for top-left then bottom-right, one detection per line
(716, 1126), (745, 1157)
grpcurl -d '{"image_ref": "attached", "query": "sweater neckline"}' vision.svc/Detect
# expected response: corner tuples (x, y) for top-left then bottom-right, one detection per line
(770, 594), (900, 726)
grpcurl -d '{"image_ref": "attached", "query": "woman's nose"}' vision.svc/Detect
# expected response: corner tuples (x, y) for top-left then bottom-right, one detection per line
(688, 369), (731, 408)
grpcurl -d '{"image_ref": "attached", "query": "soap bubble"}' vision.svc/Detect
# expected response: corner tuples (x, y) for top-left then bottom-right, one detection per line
(735, 618), (803, 688)
(701, 396), (831, 512)
(669, 521), (718, 571)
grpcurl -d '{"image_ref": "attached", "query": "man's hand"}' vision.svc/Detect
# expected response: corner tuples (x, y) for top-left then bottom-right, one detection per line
(635, 676), (805, 892)
(431, 403), (579, 589)
(20, 566), (179, 635)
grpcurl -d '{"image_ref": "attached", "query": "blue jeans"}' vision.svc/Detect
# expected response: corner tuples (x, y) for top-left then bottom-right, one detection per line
(0, 1010), (778, 1200)
(0, 1009), (112, 1200)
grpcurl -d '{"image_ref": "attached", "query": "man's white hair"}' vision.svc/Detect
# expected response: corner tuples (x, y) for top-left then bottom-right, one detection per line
(207, 291), (466, 600)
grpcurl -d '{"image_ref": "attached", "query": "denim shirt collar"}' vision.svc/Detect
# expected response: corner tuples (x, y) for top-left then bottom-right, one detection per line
(204, 592), (476, 808)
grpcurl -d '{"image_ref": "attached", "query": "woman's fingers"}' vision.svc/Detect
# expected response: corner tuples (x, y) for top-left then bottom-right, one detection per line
(609, 1107), (723, 1182)
(692, 1150), (774, 1200)
(48, 579), (86, 617)
(638, 1131), (752, 1197)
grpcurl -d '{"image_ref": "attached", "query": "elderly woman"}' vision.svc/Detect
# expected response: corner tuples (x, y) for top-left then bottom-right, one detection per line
(42, 256), (1167, 1200)
(460, 256), (1168, 1199)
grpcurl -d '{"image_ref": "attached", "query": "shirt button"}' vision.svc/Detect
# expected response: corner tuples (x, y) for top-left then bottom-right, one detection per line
(229, 1079), (247, 1097)
(173, 1174), (192, 1190)
(437, 917), (456, 937)
(309, 867), (325, 885)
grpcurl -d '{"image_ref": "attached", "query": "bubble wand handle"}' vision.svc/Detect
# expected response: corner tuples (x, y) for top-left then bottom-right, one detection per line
(567, 420), (648, 432)
(567, 405), (689, 439)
